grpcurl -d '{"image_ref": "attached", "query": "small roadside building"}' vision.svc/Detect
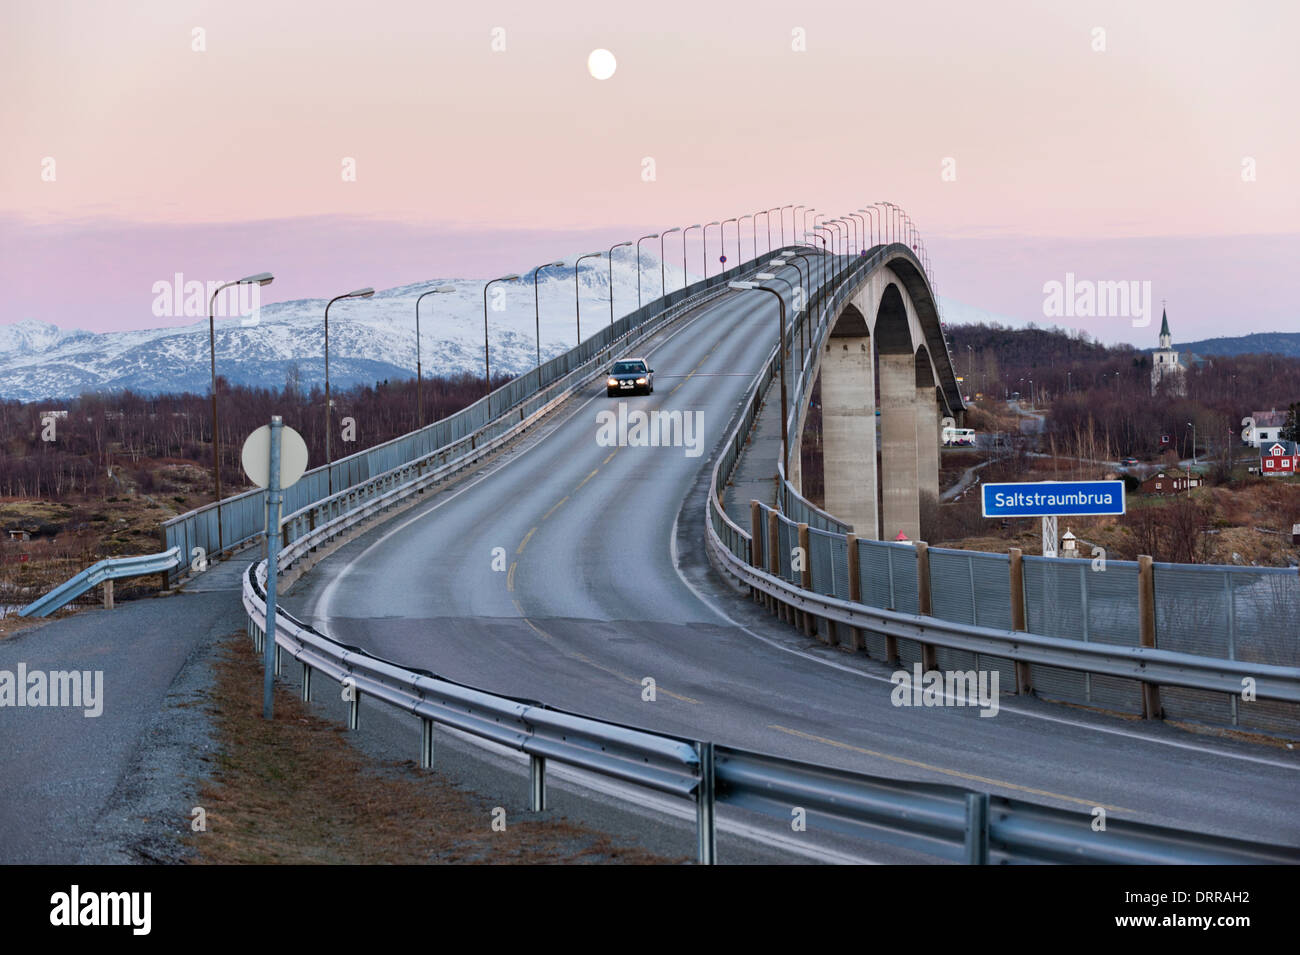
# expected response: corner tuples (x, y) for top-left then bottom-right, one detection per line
(1260, 440), (1298, 477)
(1139, 471), (1203, 495)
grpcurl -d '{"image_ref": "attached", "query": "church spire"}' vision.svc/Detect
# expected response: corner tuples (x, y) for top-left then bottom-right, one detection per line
(1158, 307), (1171, 349)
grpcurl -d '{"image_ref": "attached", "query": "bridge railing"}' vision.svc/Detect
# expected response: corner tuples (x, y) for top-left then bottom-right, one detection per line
(704, 251), (1300, 736)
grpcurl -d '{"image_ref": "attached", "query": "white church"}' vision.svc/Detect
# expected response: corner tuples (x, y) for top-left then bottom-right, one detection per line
(1151, 308), (1186, 396)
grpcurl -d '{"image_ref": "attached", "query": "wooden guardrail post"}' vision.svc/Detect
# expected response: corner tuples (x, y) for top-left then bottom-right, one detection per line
(157, 527), (170, 592)
(798, 522), (817, 639)
(915, 541), (937, 672)
(767, 510), (783, 621)
(1009, 548), (1033, 695)
(103, 578), (114, 611)
(750, 501), (765, 603)
(1138, 555), (1162, 719)
(844, 533), (864, 650)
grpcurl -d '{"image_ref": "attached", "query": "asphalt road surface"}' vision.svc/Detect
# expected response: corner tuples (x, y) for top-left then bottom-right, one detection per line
(283, 272), (1300, 858)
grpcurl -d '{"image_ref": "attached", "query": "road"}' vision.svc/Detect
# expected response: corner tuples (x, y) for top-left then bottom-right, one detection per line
(282, 275), (1300, 858)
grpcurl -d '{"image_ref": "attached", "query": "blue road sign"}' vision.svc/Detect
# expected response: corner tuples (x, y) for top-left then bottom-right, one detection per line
(981, 480), (1125, 518)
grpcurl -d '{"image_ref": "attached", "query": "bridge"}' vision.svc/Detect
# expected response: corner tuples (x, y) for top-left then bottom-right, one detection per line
(10, 203), (1300, 864)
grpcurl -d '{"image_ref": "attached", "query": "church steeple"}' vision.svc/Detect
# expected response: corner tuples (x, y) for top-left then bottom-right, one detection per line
(1159, 308), (1171, 349)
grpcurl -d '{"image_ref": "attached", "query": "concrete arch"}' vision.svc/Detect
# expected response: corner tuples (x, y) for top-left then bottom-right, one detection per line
(788, 248), (959, 541)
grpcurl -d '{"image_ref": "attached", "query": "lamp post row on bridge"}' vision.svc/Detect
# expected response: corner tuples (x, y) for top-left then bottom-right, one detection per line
(204, 203), (939, 526)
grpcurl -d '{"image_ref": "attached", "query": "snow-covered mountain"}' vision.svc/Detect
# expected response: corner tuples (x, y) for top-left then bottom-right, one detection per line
(0, 255), (690, 402)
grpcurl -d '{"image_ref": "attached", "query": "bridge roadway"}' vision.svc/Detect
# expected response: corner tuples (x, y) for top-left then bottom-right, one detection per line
(284, 276), (1300, 859)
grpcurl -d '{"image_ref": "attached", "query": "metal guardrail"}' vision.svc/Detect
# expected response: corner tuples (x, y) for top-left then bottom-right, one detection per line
(716, 241), (1300, 733)
(18, 547), (182, 618)
(243, 557), (1299, 864)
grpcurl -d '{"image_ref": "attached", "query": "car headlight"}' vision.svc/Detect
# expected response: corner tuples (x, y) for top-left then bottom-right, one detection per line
(607, 378), (618, 386)
(636, 377), (646, 384)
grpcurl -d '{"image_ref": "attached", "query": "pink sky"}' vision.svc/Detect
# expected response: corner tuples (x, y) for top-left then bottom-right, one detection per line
(2, 0), (1297, 346)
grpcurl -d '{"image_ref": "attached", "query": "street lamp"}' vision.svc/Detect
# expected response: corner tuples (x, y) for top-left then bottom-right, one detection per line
(635, 233), (659, 307)
(660, 226), (681, 295)
(482, 274), (520, 417)
(1188, 421), (1197, 465)
(858, 207), (877, 246)
(739, 213), (756, 261)
(574, 252), (602, 346)
(681, 223), (703, 285)
(730, 279), (790, 471)
(774, 251), (812, 354)
(721, 217), (739, 269)
(779, 204), (795, 246)
(608, 241), (632, 325)
(533, 261), (565, 368)
(415, 285), (453, 429)
(324, 286), (375, 493)
(207, 271), (273, 550)
(792, 205), (805, 247)
(702, 221), (721, 277)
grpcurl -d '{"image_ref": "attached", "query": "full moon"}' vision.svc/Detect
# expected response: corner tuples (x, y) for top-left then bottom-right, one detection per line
(587, 48), (617, 80)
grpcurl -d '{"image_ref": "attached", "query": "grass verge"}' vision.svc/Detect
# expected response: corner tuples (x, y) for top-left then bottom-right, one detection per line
(189, 633), (678, 864)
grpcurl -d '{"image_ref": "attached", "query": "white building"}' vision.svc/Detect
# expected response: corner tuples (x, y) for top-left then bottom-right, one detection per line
(1150, 309), (1185, 396)
(1242, 409), (1287, 448)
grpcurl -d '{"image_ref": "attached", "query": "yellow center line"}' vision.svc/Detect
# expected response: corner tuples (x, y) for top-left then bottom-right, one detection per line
(541, 496), (568, 521)
(574, 468), (599, 491)
(602, 451), (617, 465)
(769, 724), (1131, 813)
(516, 526), (537, 555)
(521, 617), (700, 704)
(506, 561), (516, 592)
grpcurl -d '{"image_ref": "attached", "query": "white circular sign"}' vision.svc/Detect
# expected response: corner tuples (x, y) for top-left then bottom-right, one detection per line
(241, 424), (309, 489)
(587, 48), (617, 80)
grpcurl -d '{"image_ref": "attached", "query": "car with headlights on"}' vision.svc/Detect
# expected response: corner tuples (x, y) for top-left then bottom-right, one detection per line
(606, 358), (654, 397)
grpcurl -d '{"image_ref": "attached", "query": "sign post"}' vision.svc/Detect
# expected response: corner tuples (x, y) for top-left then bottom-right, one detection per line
(982, 480), (1126, 558)
(241, 418), (309, 720)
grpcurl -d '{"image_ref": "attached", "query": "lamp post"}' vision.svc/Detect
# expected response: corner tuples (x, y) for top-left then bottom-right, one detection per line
(739, 213), (756, 261)
(703, 221), (721, 277)
(415, 285), (453, 428)
(324, 286), (375, 493)
(607, 241), (632, 325)
(847, 213), (865, 255)
(775, 251), (812, 354)
(532, 261), (565, 368)
(1188, 421), (1197, 465)
(681, 223), (703, 285)
(660, 226), (681, 295)
(755, 269), (799, 370)
(859, 207), (877, 246)
(574, 252), (601, 346)
(730, 279), (790, 471)
(721, 217), (738, 269)
(805, 230), (830, 337)
(635, 233), (659, 308)
(763, 208), (778, 253)
(482, 274), (520, 417)
(792, 205), (805, 247)
(207, 271), (274, 550)
(779, 204), (794, 246)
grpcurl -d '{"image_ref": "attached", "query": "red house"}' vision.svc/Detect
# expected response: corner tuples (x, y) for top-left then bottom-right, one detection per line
(1260, 440), (1298, 476)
